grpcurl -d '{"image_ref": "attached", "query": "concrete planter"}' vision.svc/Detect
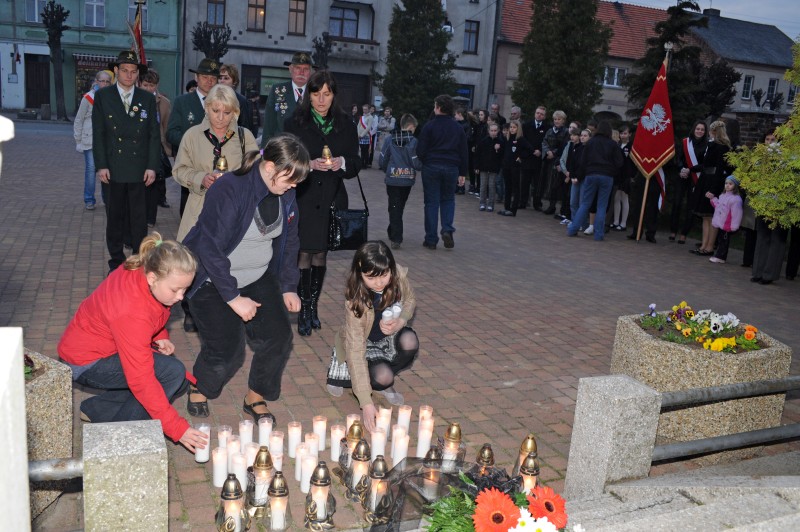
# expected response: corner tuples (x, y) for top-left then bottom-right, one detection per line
(25, 349), (73, 518)
(610, 314), (792, 465)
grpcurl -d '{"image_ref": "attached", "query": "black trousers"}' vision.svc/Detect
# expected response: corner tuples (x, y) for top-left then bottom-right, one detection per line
(503, 166), (521, 213)
(179, 186), (190, 217)
(188, 270), (293, 400)
(787, 226), (800, 278)
(145, 180), (160, 226)
(741, 227), (757, 266)
(529, 158), (544, 209)
(752, 218), (788, 282)
(106, 181), (147, 271)
(669, 176), (695, 236)
(360, 143), (371, 167)
(713, 230), (734, 260)
(629, 175), (660, 238)
(386, 185), (412, 244)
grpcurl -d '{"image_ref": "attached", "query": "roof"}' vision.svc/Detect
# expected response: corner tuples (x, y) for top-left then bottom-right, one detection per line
(689, 11), (794, 68)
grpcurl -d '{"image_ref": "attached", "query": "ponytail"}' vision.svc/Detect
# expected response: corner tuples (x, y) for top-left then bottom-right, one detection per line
(124, 231), (197, 278)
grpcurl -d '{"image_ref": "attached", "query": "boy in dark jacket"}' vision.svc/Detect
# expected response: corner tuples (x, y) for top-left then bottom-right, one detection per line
(380, 114), (421, 248)
(475, 123), (505, 211)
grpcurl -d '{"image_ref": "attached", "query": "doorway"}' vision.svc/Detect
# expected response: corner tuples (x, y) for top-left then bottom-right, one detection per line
(25, 54), (50, 109)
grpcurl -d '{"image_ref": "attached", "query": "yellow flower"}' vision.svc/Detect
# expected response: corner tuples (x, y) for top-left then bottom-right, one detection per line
(675, 323), (683, 330)
(680, 301), (687, 308)
(704, 339), (712, 349)
(672, 305), (679, 312)
(702, 326), (710, 334)
(697, 336), (705, 343)
(685, 310), (694, 318)
(682, 328), (692, 337)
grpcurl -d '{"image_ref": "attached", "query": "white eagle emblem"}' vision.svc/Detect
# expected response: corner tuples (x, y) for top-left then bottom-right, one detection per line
(640, 104), (671, 135)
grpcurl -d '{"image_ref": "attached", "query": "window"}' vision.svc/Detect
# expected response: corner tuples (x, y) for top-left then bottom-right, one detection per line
(247, 0), (266, 31)
(463, 21), (479, 54)
(288, 0), (306, 35)
(207, 0), (226, 27)
(329, 7), (358, 38)
(26, 0), (45, 22)
(603, 66), (627, 87)
(741, 75), (754, 100)
(85, 0), (105, 28)
(789, 84), (797, 105)
(127, 0), (148, 30)
(767, 78), (779, 101)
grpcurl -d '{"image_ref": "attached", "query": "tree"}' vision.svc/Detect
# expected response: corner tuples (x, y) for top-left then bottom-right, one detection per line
(312, 32), (333, 70)
(41, 1), (70, 121)
(727, 42), (800, 230)
(511, 0), (611, 123)
(190, 22), (231, 62)
(375, 0), (456, 124)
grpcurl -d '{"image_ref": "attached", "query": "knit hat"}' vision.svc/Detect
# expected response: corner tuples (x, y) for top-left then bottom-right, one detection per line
(726, 175), (739, 186)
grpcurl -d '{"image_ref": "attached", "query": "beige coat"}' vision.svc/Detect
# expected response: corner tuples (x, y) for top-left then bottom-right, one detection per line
(173, 118), (258, 240)
(334, 265), (416, 407)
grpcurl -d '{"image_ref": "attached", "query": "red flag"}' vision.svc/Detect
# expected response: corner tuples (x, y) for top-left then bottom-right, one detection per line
(127, 2), (146, 65)
(631, 60), (674, 178)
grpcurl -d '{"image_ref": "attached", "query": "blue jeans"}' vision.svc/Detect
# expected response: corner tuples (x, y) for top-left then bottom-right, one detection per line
(74, 353), (187, 422)
(567, 174), (614, 240)
(83, 149), (96, 206)
(421, 163), (458, 245)
(570, 180), (587, 227)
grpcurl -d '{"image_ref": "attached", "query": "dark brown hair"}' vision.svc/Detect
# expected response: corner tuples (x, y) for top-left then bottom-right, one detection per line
(235, 133), (310, 184)
(345, 241), (401, 318)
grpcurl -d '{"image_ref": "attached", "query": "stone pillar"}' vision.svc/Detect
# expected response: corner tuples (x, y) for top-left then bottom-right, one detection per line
(0, 328), (31, 530)
(83, 420), (168, 531)
(564, 375), (661, 501)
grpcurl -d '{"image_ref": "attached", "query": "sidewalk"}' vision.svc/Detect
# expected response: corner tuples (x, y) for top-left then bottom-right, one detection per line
(1, 121), (798, 530)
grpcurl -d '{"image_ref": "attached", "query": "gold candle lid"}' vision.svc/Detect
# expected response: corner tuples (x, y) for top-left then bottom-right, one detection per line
(310, 461), (331, 487)
(346, 419), (364, 443)
(520, 452), (540, 476)
(322, 145), (333, 161)
(268, 471), (288, 497)
(352, 438), (371, 461)
(221, 473), (243, 500)
(444, 422), (462, 443)
(519, 433), (538, 456)
(476, 444), (495, 467)
(253, 446), (273, 472)
(370, 455), (389, 479)
(215, 154), (229, 172)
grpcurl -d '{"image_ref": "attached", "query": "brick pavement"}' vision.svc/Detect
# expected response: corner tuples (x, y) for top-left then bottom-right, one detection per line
(2, 119), (798, 531)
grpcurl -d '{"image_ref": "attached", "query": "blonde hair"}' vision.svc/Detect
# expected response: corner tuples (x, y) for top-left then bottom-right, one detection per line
(709, 120), (731, 148)
(552, 110), (567, 121)
(204, 84), (240, 121)
(508, 119), (522, 139)
(124, 232), (197, 278)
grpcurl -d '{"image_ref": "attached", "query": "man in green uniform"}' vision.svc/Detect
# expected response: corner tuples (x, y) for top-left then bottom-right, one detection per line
(260, 51), (313, 147)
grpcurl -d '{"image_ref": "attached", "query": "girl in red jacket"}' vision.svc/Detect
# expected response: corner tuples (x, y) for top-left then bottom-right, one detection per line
(58, 233), (208, 453)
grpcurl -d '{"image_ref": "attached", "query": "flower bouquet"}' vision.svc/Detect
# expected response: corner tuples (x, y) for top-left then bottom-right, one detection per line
(427, 473), (575, 532)
(639, 301), (760, 353)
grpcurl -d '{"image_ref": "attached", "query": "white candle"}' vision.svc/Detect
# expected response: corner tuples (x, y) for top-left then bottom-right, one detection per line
(258, 417), (273, 446)
(371, 428), (386, 460)
(227, 436), (241, 472)
(377, 407), (392, 436)
(254, 468), (271, 504)
(223, 498), (243, 532)
(423, 468), (439, 499)
(305, 432), (320, 460)
(212, 447), (228, 487)
(239, 419), (253, 447)
(287, 421), (302, 458)
(195, 423), (211, 463)
(294, 443), (307, 482)
(416, 418), (434, 458)
(300, 455), (316, 493)
(313, 416), (327, 451)
(346, 414), (360, 435)
(310, 484), (328, 520)
(218, 425), (232, 448)
(419, 405), (433, 421)
(394, 434), (409, 464)
(269, 430), (284, 457)
(522, 473), (537, 493)
(397, 405), (412, 433)
(391, 425), (406, 458)
(230, 452), (248, 491)
(443, 440), (459, 461)
(272, 452), (283, 472)
(244, 442), (260, 467)
(269, 496), (287, 530)
(381, 309), (394, 321)
(370, 480), (387, 511)
(391, 303), (402, 318)
(330, 424), (345, 462)
(351, 459), (369, 490)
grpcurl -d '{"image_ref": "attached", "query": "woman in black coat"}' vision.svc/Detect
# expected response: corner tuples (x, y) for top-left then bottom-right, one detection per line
(284, 70), (361, 336)
(690, 120), (732, 255)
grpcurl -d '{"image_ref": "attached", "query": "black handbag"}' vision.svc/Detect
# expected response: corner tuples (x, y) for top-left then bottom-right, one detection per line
(328, 174), (369, 251)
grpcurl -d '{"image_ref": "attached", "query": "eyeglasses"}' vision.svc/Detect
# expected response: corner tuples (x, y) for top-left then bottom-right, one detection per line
(96, 79), (112, 84)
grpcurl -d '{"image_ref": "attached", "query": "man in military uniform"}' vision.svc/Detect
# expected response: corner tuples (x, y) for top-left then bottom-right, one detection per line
(260, 51), (313, 147)
(93, 51), (161, 273)
(166, 57), (220, 216)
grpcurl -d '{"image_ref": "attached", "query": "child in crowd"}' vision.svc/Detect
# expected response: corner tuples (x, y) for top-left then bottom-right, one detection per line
(380, 114), (421, 249)
(612, 125), (633, 231)
(58, 232), (208, 454)
(560, 128), (582, 225)
(706, 176), (743, 264)
(498, 120), (531, 217)
(326, 241), (419, 432)
(476, 123), (505, 212)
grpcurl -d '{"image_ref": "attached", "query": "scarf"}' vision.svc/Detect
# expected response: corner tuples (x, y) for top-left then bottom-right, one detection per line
(312, 109), (334, 136)
(204, 129), (235, 169)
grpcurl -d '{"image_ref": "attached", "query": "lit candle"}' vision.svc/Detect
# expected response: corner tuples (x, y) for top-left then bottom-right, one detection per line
(272, 453), (283, 472)
(419, 405), (433, 421)
(522, 472), (537, 493)
(269, 496), (287, 530)
(376, 407), (392, 436)
(370, 480), (387, 511)
(346, 414), (361, 435)
(287, 421), (302, 458)
(258, 417), (273, 446)
(239, 419), (253, 447)
(212, 447), (228, 487)
(230, 452), (248, 491)
(305, 433), (320, 460)
(245, 442), (260, 467)
(195, 423), (211, 463)
(218, 425), (232, 448)
(371, 427), (386, 460)
(351, 459), (369, 489)
(223, 497), (243, 532)
(226, 436), (241, 471)
(330, 425), (345, 462)
(394, 434), (409, 464)
(254, 467), (271, 504)
(294, 443), (307, 482)
(422, 466), (440, 500)
(443, 439), (459, 461)
(313, 416), (327, 451)
(391, 425), (407, 458)
(416, 418), (434, 458)
(301, 455), (316, 493)
(269, 430), (284, 457)
(397, 405), (412, 433)
(310, 484), (328, 519)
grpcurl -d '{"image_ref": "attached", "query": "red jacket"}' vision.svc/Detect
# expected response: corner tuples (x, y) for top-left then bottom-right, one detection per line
(58, 267), (189, 442)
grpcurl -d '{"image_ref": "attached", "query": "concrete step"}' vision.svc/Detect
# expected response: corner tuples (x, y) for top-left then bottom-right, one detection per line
(567, 492), (697, 529)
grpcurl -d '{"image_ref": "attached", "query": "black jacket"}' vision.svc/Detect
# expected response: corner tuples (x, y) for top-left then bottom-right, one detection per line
(578, 134), (624, 179)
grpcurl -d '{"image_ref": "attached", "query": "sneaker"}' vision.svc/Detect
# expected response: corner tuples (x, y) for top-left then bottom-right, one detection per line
(391, 241), (401, 249)
(553, 213), (563, 220)
(560, 218), (570, 225)
(326, 384), (343, 397)
(614, 225), (626, 231)
(441, 232), (454, 249)
(583, 225), (594, 235)
(486, 206), (494, 212)
(479, 205), (486, 211)
(423, 241), (437, 250)
(378, 387), (404, 406)
(709, 257), (726, 264)
(85, 203), (95, 211)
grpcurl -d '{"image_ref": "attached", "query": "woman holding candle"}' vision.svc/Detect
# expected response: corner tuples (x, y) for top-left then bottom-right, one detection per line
(284, 70), (361, 337)
(58, 233), (208, 453)
(326, 241), (418, 432)
(181, 135), (310, 424)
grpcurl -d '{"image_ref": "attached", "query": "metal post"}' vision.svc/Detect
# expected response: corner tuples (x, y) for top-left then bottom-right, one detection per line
(661, 376), (800, 409)
(29, 458), (84, 482)
(652, 424), (800, 462)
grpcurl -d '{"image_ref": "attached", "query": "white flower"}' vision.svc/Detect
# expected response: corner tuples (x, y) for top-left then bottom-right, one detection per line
(720, 312), (739, 328)
(710, 317), (723, 334)
(510, 513), (558, 532)
(572, 525), (586, 532)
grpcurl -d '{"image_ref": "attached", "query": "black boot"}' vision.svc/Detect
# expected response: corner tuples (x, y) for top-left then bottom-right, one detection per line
(297, 268), (312, 336)
(309, 265), (326, 330)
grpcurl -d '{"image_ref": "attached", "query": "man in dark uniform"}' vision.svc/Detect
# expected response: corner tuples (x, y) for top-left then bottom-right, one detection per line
(166, 57), (220, 216)
(261, 51), (313, 147)
(93, 51), (160, 273)
(522, 105), (548, 210)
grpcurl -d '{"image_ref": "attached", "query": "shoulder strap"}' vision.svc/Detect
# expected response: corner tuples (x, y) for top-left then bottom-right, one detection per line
(353, 174), (368, 214)
(238, 126), (245, 158)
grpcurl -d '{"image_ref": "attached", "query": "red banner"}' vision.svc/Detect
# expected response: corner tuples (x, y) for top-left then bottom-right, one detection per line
(631, 60), (674, 178)
(128, 3), (146, 65)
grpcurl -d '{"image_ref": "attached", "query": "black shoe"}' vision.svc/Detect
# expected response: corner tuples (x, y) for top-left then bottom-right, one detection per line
(646, 235), (657, 244)
(501, 210), (516, 217)
(627, 234), (637, 240)
(533, 205), (542, 211)
(441, 232), (454, 249)
(759, 279), (773, 285)
(158, 200), (171, 208)
(750, 277), (762, 283)
(243, 399), (276, 424)
(553, 213), (563, 220)
(187, 386), (209, 418)
(787, 276), (795, 280)
(543, 207), (556, 215)
(183, 313), (198, 333)
(423, 241), (437, 250)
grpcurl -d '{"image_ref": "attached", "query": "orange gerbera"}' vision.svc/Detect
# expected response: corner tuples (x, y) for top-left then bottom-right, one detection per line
(527, 486), (568, 529)
(472, 488), (521, 532)
(744, 330), (756, 341)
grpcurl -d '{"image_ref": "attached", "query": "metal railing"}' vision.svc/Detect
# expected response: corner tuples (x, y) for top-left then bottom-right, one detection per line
(28, 458), (83, 482)
(652, 376), (800, 462)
